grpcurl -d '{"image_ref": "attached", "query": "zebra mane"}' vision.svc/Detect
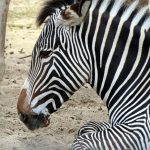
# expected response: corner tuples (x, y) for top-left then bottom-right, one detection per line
(37, 0), (149, 27)
(37, 0), (73, 26)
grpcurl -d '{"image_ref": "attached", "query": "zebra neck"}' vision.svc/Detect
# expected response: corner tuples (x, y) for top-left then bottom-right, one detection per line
(79, 0), (149, 109)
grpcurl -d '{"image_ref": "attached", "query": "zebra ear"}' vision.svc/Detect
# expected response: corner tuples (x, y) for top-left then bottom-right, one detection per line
(58, 0), (91, 26)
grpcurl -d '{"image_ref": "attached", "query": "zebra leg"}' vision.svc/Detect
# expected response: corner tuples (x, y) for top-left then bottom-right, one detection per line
(71, 121), (150, 150)
(77, 121), (110, 136)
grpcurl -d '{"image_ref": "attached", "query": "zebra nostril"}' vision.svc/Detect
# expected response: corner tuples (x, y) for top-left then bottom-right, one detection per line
(20, 113), (28, 124)
(19, 112), (50, 130)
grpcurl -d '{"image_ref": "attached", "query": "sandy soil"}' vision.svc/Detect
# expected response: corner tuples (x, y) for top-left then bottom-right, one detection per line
(0, 1), (108, 149)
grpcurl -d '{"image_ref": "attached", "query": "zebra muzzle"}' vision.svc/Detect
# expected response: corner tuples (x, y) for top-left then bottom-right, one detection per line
(19, 112), (50, 130)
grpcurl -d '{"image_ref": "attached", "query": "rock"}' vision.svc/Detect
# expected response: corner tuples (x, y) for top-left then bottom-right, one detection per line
(5, 129), (13, 135)
(68, 129), (75, 134)
(12, 80), (17, 84)
(9, 43), (12, 48)
(84, 84), (91, 88)
(70, 117), (75, 120)
(18, 48), (25, 54)
(9, 51), (14, 55)
(98, 107), (102, 111)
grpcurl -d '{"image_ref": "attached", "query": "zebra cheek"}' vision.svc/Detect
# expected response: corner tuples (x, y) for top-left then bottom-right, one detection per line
(17, 89), (28, 114)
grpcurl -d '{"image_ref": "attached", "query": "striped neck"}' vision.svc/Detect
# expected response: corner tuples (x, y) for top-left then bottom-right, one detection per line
(79, 0), (149, 108)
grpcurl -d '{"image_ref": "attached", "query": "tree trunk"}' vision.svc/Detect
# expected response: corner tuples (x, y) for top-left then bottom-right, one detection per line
(0, 0), (10, 81)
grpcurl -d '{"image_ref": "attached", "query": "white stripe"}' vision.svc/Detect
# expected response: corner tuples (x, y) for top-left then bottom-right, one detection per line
(31, 91), (52, 107)
(32, 98), (55, 114)
(103, 5), (148, 101)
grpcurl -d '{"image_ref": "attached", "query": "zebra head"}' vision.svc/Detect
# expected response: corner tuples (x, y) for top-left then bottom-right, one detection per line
(17, 0), (91, 130)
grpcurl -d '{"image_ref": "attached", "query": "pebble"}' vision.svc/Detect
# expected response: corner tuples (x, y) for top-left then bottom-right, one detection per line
(18, 48), (25, 54)
(97, 107), (102, 111)
(68, 129), (75, 134)
(70, 117), (75, 120)
(9, 51), (14, 55)
(12, 80), (17, 84)
(9, 43), (12, 48)
(5, 129), (13, 135)
(9, 79), (17, 84)
(84, 84), (91, 88)
(59, 127), (64, 131)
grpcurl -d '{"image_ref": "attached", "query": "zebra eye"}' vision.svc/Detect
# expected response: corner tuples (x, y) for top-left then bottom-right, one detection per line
(39, 51), (51, 58)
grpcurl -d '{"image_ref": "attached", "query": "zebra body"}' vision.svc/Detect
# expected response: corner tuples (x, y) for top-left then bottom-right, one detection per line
(17, 0), (150, 149)
(71, 0), (150, 149)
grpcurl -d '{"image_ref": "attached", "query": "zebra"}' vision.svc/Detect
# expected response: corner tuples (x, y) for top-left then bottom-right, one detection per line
(17, 0), (150, 149)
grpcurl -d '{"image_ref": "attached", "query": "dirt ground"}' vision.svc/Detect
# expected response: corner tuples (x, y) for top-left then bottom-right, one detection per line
(0, 1), (108, 149)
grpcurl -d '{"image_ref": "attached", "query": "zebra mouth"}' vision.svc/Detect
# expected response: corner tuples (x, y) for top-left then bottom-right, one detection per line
(19, 113), (50, 130)
(31, 114), (51, 130)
